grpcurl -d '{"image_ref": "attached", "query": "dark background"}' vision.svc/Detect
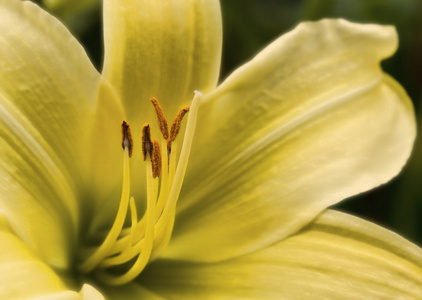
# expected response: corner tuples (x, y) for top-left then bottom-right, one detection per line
(34, 0), (422, 246)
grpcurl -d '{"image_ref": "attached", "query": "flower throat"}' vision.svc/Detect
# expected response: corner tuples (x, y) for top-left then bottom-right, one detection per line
(78, 91), (202, 285)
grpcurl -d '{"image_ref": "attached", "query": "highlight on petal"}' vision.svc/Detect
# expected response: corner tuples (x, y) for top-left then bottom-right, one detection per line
(32, 292), (80, 300)
(103, 0), (222, 122)
(0, 0), (100, 266)
(0, 216), (70, 299)
(80, 284), (106, 300)
(166, 19), (416, 262)
(143, 210), (422, 299)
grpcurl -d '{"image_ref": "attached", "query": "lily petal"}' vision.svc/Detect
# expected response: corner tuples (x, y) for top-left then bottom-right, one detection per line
(102, 283), (167, 300)
(143, 210), (422, 299)
(0, 216), (70, 299)
(103, 0), (222, 121)
(87, 79), (126, 231)
(32, 292), (79, 300)
(0, 0), (100, 266)
(31, 284), (106, 300)
(167, 19), (416, 262)
(80, 284), (106, 300)
(0, 0), (100, 177)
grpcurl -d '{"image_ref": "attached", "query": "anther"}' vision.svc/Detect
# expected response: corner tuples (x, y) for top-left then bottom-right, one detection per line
(151, 139), (162, 178)
(141, 124), (153, 161)
(168, 105), (190, 143)
(121, 121), (133, 158)
(150, 97), (169, 140)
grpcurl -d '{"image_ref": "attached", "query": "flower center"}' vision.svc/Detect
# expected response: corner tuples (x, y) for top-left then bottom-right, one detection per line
(78, 91), (202, 285)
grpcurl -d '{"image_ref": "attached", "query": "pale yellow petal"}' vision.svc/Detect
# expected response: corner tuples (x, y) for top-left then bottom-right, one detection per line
(0, 0), (100, 177)
(31, 291), (79, 300)
(79, 284), (105, 300)
(30, 284), (106, 300)
(0, 216), (70, 299)
(143, 210), (422, 299)
(0, 0), (100, 266)
(166, 19), (415, 262)
(102, 284), (168, 300)
(103, 0), (222, 123)
(0, 95), (74, 267)
(87, 79), (126, 231)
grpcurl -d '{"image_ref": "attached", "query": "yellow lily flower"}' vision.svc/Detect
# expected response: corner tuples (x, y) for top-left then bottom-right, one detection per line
(1, 0), (421, 299)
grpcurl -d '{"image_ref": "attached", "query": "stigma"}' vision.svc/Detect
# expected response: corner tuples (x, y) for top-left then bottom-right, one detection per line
(78, 91), (202, 285)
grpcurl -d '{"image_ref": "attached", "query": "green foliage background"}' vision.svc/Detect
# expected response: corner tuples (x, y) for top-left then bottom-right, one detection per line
(35, 0), (422, 246)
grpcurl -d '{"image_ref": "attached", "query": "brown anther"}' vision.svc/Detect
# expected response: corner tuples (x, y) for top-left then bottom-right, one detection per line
(166, 139), (172, 157)
(121, 121), (133, 158)
(150, 97), (169, 140)
(151, 139), (162, 178)
(168, 105), (190, 143)
(141, 124), (152, 161)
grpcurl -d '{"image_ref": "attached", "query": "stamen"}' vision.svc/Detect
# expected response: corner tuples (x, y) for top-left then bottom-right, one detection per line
(151, 138), (162, 178)
(158, 137), (170, 207)
(86, 92), (202, 285)
(101, 93), (197, 266)
(168, 141), (178, 186)
(150, 97), (169, 140)
(98, 130), (157, 285)
(79, 134), (132, 273)
(128, 197), (138, 247)
(168, 105), (190, 143)
(155, 91), (202, 237)
(141, 124), (152, 161)
(150, 210), (175, 261)
(148, 142), (178, 260)
(121, 121), (133, 158)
